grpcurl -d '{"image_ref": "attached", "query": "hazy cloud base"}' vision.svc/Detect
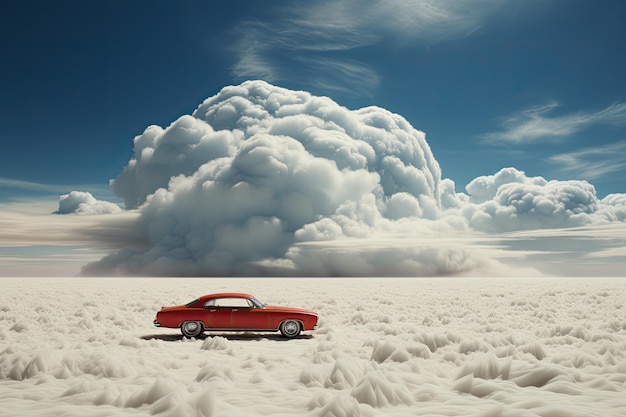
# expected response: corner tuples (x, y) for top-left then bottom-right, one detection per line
(57, 81), (626, 277)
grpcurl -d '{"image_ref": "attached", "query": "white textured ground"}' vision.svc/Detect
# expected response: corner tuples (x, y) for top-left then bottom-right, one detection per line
(1, 278), (625, 417)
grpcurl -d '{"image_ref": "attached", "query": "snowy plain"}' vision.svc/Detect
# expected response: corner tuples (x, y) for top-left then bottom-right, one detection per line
(1, 278), (625, 417)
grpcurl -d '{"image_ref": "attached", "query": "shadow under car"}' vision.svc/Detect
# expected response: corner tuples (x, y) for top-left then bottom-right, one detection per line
(140, 332), (314, 342)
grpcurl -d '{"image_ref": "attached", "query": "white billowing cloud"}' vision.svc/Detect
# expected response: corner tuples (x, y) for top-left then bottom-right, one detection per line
(55, 191), (122, 215)
(465, 167), (547, 204)
(81, 81), (626, 277)
(110, 116), (236, 209)
(461, 167), (626, 233)
(87, 80), (457, 276)
(482, 101), (626, 144)
(111, 81), (442, 211)
(597, 193), (626, 222)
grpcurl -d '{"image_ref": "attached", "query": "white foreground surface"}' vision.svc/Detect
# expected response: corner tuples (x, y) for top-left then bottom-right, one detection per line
(1, 278), (625, 417)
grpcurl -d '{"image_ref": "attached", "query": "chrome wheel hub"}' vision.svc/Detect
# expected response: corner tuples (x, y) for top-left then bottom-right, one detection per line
(284, 321), (298, 335)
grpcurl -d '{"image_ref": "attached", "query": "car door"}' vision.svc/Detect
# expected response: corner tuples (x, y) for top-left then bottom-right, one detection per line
(230, 307), (267, 329)
(203, 298), (231, 329)
(205, 307), (231, 329)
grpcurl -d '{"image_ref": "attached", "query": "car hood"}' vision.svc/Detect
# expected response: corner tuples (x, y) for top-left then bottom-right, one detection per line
(263, 305), (317, 316)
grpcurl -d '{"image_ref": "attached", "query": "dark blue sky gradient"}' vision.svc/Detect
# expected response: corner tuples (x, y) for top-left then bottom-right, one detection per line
(2, 0), (626, 198)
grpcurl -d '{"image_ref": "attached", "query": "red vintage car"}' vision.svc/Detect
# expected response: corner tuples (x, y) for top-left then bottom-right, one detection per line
(154, 292), (319, 338)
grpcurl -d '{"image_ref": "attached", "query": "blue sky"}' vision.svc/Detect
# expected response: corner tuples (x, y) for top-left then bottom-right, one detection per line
(2, 0), (625, 197)
(1, 0), (626, 277)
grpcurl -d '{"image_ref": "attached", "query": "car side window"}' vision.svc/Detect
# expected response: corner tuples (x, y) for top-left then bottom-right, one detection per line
(203, 299), (215, 308)
(214, 297), (252, 308)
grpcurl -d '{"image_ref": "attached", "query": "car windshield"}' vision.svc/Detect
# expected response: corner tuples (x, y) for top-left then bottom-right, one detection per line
(185, 298), (199, 307)
(251, 297), (266, 308)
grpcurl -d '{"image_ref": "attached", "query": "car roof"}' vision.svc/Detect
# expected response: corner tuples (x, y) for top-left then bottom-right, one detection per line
(198, 292), (254, 300)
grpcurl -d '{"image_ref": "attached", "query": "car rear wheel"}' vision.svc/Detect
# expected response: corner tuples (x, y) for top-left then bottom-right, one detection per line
(180, 321), (204, 338)
(280, 320), (301, 338)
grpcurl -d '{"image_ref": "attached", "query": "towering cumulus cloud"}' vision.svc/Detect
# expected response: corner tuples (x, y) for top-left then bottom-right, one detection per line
(86, 81), (461, 276)
(82, 81), (626, 276)
(110, 81), (442, 211)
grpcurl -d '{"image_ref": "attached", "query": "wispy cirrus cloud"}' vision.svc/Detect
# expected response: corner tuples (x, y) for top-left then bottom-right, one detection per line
(0, 177), (117, 200)
(298, 56), (381, 98)
(549, 141), (626, 180)
(0, 177), (71, 194)
(482, 101), (626, 144)
(231, 0), (502, 97)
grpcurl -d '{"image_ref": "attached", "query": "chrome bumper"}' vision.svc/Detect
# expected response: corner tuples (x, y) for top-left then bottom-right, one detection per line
(153, 319), (161, 327)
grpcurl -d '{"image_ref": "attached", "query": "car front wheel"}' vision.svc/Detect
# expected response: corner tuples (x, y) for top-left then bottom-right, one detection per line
(280, 320), (301, 338)
(180, 321), (204, 338)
